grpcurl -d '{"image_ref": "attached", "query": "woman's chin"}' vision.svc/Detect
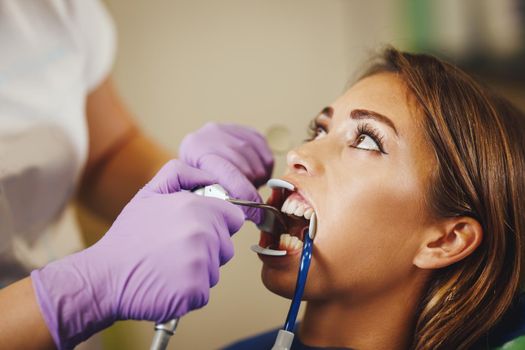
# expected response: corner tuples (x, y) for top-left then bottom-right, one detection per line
(261, 265), (298, 299)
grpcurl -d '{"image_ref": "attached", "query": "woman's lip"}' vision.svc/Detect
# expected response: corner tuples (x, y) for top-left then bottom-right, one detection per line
(257, 249), (302, 267)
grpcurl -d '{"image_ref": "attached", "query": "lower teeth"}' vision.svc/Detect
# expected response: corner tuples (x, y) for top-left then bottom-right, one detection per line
(251, 233), (304, 257)
(279, 233), (303, 251)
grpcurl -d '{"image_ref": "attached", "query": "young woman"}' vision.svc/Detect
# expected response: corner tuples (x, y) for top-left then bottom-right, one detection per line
(226, 48), (525, 349)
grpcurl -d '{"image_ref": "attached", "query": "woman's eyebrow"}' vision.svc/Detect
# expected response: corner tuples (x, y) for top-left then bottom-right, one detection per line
(350, 109), (398, 135)
(316, 106), (333, 119)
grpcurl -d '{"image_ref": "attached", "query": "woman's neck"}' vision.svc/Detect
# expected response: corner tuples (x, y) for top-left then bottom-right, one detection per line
(298, 275), (428, 350)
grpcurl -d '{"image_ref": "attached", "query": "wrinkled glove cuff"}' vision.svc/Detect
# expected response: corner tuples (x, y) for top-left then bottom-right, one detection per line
(30, 254), (114, 350)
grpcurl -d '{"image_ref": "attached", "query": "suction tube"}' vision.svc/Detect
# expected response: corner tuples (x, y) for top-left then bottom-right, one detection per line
(284, 231), (313, 331)
(271, 220), (315, 350)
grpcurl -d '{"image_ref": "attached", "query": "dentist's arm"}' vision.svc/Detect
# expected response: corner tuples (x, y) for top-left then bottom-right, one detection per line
(0, 278), (55, 349)
(0, 161), (244, 350)
(79, 77), (172, 222)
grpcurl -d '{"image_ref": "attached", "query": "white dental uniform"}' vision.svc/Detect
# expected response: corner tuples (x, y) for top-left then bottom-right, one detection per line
(0, 0), (115, 287)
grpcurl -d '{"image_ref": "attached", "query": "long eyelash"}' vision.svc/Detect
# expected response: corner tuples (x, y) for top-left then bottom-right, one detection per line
(305, 120), (387, 154)
(355, 122), (387, 154)
(305, 119), (326, 142)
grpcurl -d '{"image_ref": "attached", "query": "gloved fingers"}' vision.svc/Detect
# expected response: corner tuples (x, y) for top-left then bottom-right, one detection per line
(179, 272), (211, 318)
(187, 197), (241, 267)
(209, 144), (268, 185)
(216, 125), (273, 187)
(235, 144), (272, 187)
(218, 237), (235, 267)
(143, 159), (218, 194)
(219, 123), (275, 170)
(199, 155), (264, 224)
(205, 147), (256, 180)
(204, 240), (222, 287)
(205, 196), (245, 233)
(174, 162), (220, 191)
(205, 228), (234, 287)
(160, 248), (214, 321)
(178, 132), (200, 165)
(179, 123), (274, 185)
(178, 123), (224, 165)
(177, 224), (231, 290)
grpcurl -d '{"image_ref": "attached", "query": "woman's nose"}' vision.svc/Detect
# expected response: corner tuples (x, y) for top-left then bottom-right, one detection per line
(286, 146), (322, 176)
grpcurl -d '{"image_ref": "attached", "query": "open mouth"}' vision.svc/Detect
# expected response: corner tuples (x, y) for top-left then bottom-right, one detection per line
(255, 181), (314, 256)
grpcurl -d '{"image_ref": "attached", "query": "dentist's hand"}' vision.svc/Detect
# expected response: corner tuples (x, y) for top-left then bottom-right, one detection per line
(31, 160), (244, 349)
(179, 123), (274, 224)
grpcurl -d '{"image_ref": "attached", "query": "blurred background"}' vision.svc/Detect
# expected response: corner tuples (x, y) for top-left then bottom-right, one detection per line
(74, 0), (525, 348)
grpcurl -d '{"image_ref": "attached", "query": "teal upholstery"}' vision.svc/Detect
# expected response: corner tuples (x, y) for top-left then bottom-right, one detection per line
(493, 335), (525, 349)
(490, 294), (525, 349)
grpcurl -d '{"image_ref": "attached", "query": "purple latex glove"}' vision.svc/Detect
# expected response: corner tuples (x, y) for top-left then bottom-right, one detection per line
(179, 123), (274, 224)
(31, 160), (244, 349)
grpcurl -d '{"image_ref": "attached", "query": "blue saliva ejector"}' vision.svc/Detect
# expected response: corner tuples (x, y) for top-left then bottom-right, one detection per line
(271, 211), (317, 350)
(248, 178), (319, 349)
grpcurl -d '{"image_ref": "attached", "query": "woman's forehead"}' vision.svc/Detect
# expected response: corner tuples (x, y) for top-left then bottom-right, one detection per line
(331, 72), (416, 132)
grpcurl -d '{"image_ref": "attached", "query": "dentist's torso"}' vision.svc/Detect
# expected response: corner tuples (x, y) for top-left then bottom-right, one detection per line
(0, 0), (115, 286)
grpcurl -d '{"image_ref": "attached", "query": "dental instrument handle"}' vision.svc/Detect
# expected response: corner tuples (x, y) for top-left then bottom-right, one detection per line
(150, 319), (179, 350)
(192, 183), (230, 200)
(150, 184), (230, 350)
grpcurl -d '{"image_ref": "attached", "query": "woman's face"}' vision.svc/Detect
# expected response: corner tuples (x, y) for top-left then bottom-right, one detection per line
(259, 72), (437, 303)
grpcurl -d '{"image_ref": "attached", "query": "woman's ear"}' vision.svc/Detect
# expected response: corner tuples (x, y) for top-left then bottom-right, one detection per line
(413, 217), (483, 269)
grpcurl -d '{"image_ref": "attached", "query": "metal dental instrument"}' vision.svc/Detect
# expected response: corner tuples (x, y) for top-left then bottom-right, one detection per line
(193, 184), (288, 235)
(272, 213), (317, 350)
(150, 183), (288, 350)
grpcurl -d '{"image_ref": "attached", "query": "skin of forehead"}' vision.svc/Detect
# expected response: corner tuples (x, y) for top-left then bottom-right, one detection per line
(337, 73), (414, 133)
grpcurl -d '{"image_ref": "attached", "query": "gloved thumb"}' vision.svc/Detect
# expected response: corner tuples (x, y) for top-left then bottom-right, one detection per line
(144, 160), (218, 194)
(198, 155), (264, 224)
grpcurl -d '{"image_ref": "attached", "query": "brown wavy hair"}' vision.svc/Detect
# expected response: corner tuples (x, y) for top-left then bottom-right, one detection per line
(362, 48), (525, 349)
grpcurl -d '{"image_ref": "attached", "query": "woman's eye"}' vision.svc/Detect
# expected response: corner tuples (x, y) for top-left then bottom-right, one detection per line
(355, 134), (380, 151)
(306, 121), (328, 142)
(314, 127), (327, 140)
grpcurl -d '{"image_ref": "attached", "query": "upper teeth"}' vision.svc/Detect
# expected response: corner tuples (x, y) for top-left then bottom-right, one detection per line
(281, 196), (314, 220)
